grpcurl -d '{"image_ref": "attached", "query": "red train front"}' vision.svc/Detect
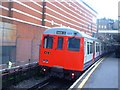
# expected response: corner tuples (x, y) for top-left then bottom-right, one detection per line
(39, 27), (104, 79)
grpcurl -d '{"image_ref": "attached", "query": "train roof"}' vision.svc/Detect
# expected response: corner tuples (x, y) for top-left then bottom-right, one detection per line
(44, 27), (97, 40)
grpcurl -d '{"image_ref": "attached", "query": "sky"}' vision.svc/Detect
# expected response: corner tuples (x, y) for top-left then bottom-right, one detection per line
(83, 0), (120, 20)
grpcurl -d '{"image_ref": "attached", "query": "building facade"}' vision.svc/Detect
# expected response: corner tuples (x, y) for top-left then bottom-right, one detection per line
(97, 18), (118, 30)
(0, 0), (97, 64)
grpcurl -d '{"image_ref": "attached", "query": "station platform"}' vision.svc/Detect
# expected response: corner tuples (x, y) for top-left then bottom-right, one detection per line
(82, 53), (119, 88)
(72, 53), (119, 89)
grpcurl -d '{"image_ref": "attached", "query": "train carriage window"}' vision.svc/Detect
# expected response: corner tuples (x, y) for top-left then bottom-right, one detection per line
(98, 45), (100, 52)
(101, 45), (103, 51)
(96, 43), (98, 52)
(68, 38), (80, 51)
(57, 37), (63, 50)
(87, 42), (89, 54)
(90, 42), (93, 53)
(44, 36), (53, 49)
(96, 43), (100, 52)
(93, 42), (95, 53)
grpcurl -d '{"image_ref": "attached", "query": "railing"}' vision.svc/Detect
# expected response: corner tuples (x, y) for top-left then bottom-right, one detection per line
(1, 62), (41, 88)
(98, 30), (119, 33)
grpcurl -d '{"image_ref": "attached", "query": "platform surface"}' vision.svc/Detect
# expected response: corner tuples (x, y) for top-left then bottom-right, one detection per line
(83, 53), (119, 88)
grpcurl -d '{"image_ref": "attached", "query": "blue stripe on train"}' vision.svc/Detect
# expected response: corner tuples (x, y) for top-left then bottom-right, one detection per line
(83, 59), (93, 70)
(83, 53), (105, 70)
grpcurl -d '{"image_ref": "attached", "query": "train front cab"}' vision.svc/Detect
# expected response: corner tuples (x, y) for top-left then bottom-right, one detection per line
(39, 34), (85, 80)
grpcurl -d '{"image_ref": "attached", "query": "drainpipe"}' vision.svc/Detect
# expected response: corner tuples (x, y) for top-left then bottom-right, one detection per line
(41, 0), (46, 26)
(8, 0), (13, 17)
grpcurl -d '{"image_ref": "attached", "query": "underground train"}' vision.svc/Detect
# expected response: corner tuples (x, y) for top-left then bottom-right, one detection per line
(39, 27), (109, 80)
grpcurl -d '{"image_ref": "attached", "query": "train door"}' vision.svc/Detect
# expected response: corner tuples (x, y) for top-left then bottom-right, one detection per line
(95, 42), (99, 58)
(84, 38), (87, 64)
(92, 41), (95, 62)
(54, 36), (65, 67)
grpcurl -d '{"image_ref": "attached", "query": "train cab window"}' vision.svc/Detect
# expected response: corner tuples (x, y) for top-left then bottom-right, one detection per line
(44, 36), (53, 49)
(68, 38), (80, 51)
(57, 37), (63, 50)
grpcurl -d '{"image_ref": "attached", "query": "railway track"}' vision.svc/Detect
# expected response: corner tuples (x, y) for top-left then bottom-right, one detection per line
(7, 58), (101, 89)
(3, 56), (109, 90)
(37, 77), (74, 90)
(10, 76), (74, 90)
(27, 76), (50, 90)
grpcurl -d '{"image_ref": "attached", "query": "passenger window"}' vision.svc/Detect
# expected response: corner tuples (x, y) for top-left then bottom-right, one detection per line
(96, 43), (99, 52)
(96, 43), (97, 52)
(68, 38), (80, 51)
(57, 37), (63, 50)
(90, 42), (93, 53)
(44, 36), (53, 49)
(98, 45), (100, 52)
(87, 42), (89, 54)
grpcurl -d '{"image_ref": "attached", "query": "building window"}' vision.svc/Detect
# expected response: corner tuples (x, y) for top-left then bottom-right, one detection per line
(88, 24), (91, 30)
(102, 25), (103, 29)
(68, 3), (71, 6)
(99, 25), (101, 28)
(104, 26), (106, 29)
(51, 20), (54, 25)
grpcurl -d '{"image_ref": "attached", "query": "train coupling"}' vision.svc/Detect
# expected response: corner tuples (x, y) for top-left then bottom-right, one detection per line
(50, 66), (64, 78)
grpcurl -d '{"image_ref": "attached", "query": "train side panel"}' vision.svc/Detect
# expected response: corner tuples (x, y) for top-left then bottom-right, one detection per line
(83, 38), (94, 70)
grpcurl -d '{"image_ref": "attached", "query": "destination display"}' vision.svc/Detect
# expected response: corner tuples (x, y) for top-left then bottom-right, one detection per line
(56, 31), (66, 35)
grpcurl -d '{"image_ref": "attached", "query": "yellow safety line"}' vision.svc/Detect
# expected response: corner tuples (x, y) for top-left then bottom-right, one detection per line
(78, 57), (105, 89)
(69, 57), (105, 89)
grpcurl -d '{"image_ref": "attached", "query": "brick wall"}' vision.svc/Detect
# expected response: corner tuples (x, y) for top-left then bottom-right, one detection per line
(0, 0), (97, 64)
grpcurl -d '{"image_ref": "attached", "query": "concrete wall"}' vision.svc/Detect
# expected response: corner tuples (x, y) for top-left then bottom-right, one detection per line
(0, 21), (16, 64)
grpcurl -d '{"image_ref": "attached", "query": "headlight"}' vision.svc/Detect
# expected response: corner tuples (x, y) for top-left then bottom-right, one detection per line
(42, 60), (45, 63)
(42, 60), (48, 63)
(45, 60), (48, 63)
